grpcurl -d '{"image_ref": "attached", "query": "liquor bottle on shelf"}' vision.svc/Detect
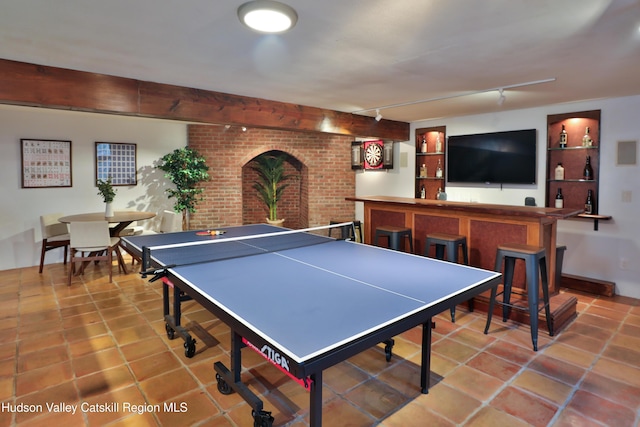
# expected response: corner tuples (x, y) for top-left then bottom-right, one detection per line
(585, 189), (596, 214)
(436, 187), (447, 200)
(555, 162), (565, 180)
(559, 124), (568, 148)
(420, 185), (426, 199)
(555, 188), (564, 208)
(435, 134), (442, 153)
(583, 156), (594, 180)
(421, 137), (427, 153)
(420, 163), (427, 177)
(435, 159), (443, 178)
(582, 127), (593, 147)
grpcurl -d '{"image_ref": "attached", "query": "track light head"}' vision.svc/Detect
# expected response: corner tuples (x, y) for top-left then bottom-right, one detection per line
(497, 89), (506, 106)
(375, 109), (383, 122)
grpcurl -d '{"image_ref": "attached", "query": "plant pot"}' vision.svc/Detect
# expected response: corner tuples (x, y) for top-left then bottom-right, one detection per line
(105, 202), (114, 218)
(266, 218), (285, 227)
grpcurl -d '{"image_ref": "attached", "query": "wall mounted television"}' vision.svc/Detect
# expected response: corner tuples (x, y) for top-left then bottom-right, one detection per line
(447, 129), (537, 185)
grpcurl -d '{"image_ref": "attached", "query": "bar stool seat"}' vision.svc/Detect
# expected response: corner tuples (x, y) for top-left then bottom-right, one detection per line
(374, 225), (413, 253)
(329, 219), (362, 242)
(424, 233), (471, 322)
(484, 243), (553, 351)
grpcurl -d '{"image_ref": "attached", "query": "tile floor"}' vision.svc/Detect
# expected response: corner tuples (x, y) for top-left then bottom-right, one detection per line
(1, 259), (639, 427)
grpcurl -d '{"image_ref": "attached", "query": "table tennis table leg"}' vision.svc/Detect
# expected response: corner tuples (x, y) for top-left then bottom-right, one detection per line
(420, 319), (434, 394)
(214, 332), (274, 426)
(162, 280), (196, 358)
(309, 370), (322, 426)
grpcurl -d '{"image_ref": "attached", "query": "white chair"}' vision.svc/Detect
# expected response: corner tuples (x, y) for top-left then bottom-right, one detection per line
(39, 213), (70, 273)
(68, 221), (126, 285)
(136, 210), (183, 235)
(128, 211), (183, 266)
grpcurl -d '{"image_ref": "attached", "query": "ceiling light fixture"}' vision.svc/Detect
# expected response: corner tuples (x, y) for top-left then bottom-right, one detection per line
(497, 89), (506, 106)
(352, 78), (556, 115)
(238, 0), (298, 34)
(375, 109), (383, 122)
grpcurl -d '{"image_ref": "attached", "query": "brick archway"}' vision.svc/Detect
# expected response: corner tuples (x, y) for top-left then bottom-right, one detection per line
(187, 124), (356, 231)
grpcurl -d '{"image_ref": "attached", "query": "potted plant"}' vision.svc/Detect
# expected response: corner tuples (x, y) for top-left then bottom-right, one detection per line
(157, 147), (210, 230)
(97, 177), (116, 217)
(251, 153), (292, 225)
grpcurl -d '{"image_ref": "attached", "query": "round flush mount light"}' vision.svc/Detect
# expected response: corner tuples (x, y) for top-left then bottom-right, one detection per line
(238, 0), (298, 34)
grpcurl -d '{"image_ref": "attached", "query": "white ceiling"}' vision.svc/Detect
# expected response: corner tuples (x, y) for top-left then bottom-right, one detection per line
(2, 0), (640, 123)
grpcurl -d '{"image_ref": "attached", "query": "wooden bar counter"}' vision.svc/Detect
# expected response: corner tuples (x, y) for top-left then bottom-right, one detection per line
(347, 195), (582, 333)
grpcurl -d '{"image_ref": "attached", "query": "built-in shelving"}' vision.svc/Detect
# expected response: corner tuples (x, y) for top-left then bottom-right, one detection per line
(546, 110), (611, 230)
(415, 126), (446, 200)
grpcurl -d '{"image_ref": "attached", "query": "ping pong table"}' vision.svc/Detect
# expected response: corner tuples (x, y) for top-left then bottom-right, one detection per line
(121, 223), (501, 427)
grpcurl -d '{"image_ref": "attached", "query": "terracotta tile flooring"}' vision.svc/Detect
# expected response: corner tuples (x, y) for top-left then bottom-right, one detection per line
(2, 259), (639, 426)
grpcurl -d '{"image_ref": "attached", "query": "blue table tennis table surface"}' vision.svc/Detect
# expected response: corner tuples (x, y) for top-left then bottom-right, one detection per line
(122, 224), (500, 365)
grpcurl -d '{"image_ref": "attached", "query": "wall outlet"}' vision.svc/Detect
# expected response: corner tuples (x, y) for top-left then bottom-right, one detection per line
(620, 258), (629, 270)
(622, 191), (632, 203)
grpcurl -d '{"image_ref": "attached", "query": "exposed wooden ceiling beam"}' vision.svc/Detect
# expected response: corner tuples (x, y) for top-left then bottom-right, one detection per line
(0, 59), (409, 141)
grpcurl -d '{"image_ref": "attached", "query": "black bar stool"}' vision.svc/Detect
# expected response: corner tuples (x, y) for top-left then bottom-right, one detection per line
(329, 219), (362, 242)
(424, 233), (471, 322)
(374, 225), (413, 253)
(484, 243), (553, 351)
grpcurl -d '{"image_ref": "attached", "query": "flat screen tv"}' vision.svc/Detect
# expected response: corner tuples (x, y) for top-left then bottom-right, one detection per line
(447, 129), (537, 184)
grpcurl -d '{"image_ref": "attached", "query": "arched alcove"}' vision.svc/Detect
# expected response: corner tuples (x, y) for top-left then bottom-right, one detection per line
(242, 150), (308, 229)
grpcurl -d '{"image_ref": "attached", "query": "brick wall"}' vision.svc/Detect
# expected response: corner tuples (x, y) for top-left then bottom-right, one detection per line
(187, 125), (356, 231)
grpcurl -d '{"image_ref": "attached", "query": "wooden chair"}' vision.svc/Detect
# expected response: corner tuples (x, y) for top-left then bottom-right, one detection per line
(68, 221), (126, 285)
(39, 213), (70, 273)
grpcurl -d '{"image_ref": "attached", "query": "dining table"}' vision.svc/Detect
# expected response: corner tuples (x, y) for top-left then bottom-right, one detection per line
(58, 211), (156, 275)
(58, 211), (156, 237)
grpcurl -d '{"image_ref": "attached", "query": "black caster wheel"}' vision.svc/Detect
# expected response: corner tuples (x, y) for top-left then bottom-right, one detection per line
(184, 339), (196, 358)
(165, 323), (175, 340)
(216, 373), (233, 395)
(252, 409), (274, 427)
(384, 339), (395, 362)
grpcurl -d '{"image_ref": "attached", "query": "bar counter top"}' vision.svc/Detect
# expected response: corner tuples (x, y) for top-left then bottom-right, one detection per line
(347, 195), (582, 219)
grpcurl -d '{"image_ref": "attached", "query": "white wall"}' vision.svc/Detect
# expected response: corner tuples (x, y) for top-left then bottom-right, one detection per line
(356, 95), (640, 298)
(0, 105), (187, 271)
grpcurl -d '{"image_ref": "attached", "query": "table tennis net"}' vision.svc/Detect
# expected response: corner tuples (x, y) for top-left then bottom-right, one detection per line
(141, 223), (352, 271)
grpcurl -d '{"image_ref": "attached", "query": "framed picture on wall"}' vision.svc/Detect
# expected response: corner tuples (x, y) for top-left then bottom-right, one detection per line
(21, 139), (72, 188)
(95, 142), (137, 185)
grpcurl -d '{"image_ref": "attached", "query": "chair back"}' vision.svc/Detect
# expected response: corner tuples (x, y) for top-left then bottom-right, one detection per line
(40, 213), (68, 239)
(69, 221), (111, 249)
(159, 210), (182, 233)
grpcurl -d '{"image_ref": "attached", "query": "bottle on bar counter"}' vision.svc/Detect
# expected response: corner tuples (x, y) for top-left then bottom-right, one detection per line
(583, 156), (594, 180)
(559, 124), (568, 148)
(555, 188), (564, 208)
(555, 162), (565, 180)
(585, 189), (596, 214)
(582, 126), (593, 147)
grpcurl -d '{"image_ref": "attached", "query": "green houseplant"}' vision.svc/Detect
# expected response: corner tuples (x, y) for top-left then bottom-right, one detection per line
(251, 153), (292, 224)
(97, 177), (116, 217)
(157, 147), (210, 229)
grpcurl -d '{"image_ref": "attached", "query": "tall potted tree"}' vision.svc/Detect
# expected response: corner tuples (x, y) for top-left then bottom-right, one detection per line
(251, 153), (292, 226)
(157, 147), (210, 230)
